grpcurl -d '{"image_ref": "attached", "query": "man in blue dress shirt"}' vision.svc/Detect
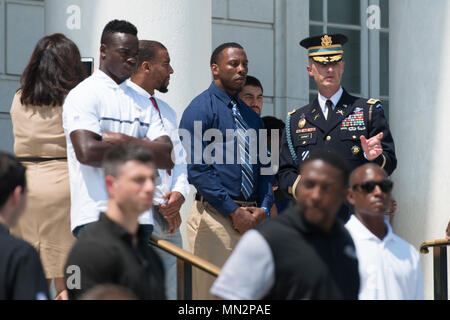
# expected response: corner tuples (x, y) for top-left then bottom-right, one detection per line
(179, 42), (273, 299)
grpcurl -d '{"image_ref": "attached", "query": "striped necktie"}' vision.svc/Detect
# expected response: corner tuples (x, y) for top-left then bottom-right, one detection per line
(231, 99), (254, 200)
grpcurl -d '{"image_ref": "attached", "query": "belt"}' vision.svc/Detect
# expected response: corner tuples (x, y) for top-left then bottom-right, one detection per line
(195, 193), (257, 207)
(17, 157), (67, 163)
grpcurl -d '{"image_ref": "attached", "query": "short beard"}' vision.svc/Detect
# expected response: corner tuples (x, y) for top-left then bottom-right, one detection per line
(158, 85), (169, 93)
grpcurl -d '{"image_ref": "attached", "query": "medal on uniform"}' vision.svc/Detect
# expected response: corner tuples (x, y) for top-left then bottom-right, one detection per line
(351, 145), (360, 155)
(298, 118), (306, 129)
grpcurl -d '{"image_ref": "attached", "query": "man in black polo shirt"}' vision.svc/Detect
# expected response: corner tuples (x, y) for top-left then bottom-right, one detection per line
(64, 143), (165, 300)
(211, 150), (359, 299)
(0, 152), (49, 300)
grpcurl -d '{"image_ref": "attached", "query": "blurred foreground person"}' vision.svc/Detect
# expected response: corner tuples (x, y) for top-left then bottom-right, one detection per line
(0, 152), (49, 300)
(211, 150), (359, 299)
(346, 164), (423, 299)
(64, 143), (166, 300)
(10, 33), (86, 299)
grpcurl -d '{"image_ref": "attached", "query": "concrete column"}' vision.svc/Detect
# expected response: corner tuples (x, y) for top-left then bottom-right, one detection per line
(274, 0), (309, 119)
(45, 0), (212, 249)
(390, 0), (450, 299)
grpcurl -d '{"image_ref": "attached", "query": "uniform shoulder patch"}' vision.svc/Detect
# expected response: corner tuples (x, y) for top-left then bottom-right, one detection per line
(288, 109), (297, 115)
(367, 98), (381, 105)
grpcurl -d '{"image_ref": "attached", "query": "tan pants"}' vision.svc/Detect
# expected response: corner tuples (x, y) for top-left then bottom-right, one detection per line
(187, 200), (242, 300)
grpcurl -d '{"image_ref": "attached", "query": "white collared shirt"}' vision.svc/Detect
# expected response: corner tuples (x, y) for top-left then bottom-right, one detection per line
(63, 70), (168, 230)
(318, 86), (343, 119)
(126, 80), (190, 205)
(345, 215), (424, 300)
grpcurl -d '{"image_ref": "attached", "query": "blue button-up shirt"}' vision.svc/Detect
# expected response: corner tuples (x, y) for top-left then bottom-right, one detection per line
(179, 82), (273, 216)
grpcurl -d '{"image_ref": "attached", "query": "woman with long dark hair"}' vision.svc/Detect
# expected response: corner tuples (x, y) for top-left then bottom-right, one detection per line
(10, 33), (86, 299)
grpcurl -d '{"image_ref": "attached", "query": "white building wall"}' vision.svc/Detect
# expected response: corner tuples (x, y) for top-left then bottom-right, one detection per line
(390, 0), (450, 299)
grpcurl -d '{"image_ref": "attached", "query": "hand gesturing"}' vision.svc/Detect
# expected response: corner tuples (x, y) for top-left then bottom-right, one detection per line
(360, 132), (383, 161)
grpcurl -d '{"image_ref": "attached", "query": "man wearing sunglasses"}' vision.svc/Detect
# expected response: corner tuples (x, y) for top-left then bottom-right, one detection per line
(346, 164), (423, 299)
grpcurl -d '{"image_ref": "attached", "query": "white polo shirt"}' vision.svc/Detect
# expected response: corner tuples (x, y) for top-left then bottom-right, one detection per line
(126, 80), (190, 205)
(345, 215), (424, 300)
(63, 70), (167, 231)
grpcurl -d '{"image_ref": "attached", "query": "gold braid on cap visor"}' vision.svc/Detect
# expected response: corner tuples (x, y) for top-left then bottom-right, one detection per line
(312, 54), (343, 63)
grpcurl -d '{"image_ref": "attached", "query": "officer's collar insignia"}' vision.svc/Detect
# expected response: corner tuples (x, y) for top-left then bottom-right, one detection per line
(312, 108), (317, 113)
(314, 114), (320, 121)
(288, 109), (296, 115)
(342, 104), (348, 108)
(336, 109), (344, 116)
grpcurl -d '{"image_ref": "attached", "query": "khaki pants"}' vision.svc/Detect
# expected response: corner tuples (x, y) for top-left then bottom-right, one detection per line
(187, 200), (242, 300)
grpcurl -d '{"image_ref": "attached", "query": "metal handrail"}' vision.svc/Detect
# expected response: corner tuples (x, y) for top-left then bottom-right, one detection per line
(150, 235), (221, 299)
(419, 238), (450, 300)
(419, 239), (450, 253)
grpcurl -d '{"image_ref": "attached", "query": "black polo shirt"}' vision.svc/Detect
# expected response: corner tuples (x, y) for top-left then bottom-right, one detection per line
(0, 223), (49, 300)
(257, 206), (360, 300)
(65, 213), (166, 300)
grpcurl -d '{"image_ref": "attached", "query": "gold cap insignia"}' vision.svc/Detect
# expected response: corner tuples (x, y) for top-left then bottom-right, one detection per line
(321, 35), (333, 48)
(351, 145), (360, 155)
(298, 118), (306, 129)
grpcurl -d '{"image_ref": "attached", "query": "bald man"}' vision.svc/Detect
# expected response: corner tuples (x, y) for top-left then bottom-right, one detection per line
(346, 164), (423, 300)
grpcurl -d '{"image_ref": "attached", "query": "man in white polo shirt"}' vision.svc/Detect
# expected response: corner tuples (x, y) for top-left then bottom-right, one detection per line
(62, 20), (173, 238)
(346, 163), (423, 300)
(126, 40), (190, 300)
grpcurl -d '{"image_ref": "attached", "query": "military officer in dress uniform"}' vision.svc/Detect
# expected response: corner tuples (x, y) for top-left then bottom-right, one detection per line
(278, 33), (396, 222)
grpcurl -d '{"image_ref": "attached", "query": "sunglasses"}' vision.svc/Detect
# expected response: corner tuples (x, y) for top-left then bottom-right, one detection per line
(352, 180), (393, 194)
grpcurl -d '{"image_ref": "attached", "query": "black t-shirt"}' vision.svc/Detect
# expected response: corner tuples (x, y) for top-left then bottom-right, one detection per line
(64, 213), (166, 300)
(257, 206), (360, 300)
(0, 223), (49, 300)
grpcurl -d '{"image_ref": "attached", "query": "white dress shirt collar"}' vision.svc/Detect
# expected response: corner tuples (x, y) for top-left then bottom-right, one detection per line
(346, 214), (395, 244)
(126, 79), (152, 99)
(317, 86), (343, 119)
